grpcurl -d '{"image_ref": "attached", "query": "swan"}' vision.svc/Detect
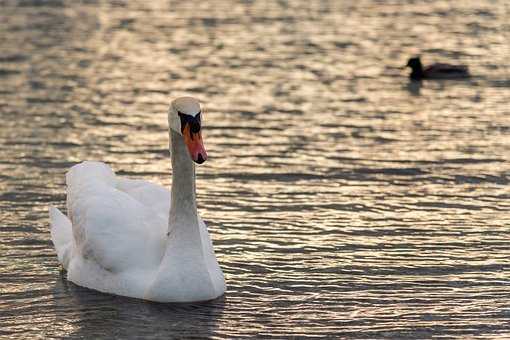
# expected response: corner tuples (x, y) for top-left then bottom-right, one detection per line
(49, 97), (226, 302)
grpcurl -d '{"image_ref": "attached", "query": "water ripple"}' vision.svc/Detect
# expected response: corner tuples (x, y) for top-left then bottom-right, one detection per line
(1, 0), (510, 338)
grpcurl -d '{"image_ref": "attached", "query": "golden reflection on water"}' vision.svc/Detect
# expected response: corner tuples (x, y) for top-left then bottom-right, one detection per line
(0, 0), (510, 338)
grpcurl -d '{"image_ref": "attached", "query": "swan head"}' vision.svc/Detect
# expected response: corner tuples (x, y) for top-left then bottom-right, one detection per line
(169, 97), (207, 164)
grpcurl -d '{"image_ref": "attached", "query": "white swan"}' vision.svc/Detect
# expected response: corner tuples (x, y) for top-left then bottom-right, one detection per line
(49, 97), (225, 302)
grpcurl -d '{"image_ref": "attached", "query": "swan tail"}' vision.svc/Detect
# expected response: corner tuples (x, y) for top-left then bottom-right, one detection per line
(49, 206), (73, 270)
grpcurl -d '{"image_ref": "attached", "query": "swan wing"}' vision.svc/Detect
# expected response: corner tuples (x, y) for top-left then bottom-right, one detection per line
(65, 162), (165, 274)
(116, 177), (170, 222)
(49, 206), (73, 269)
(198, 218), (226, 296)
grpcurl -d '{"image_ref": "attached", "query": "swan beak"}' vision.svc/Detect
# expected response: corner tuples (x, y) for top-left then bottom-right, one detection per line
(183, 124), (207, 164)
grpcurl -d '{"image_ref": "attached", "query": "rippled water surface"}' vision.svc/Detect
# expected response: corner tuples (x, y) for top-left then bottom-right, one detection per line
(1, 0), (510, 338)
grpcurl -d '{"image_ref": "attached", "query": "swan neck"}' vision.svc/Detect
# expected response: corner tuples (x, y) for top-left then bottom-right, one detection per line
(169, 129), (198, 229)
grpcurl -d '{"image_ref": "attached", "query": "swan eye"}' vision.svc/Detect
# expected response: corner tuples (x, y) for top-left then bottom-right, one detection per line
(190, 113), (201, 133)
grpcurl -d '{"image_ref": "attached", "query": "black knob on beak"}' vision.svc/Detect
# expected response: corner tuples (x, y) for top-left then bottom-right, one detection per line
(178, 111), (202, 135)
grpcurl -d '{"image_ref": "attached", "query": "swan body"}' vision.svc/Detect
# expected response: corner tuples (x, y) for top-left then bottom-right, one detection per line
(406, 57), (470, 80)
(49, 97), (225, 302)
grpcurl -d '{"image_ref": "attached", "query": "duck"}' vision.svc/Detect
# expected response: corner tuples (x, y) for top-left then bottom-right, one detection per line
(49, 97), (226, 303)
(406, 56), (470, 80)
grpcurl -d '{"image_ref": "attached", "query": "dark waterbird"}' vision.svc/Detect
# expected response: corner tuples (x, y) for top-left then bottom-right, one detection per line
(406, 56), (470, 80)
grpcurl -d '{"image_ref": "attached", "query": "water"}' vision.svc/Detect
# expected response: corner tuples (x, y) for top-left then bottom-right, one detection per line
(1, 0), (510, 338)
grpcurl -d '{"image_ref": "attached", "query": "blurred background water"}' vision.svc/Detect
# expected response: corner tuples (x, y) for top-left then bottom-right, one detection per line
(1, 0), (510, 338)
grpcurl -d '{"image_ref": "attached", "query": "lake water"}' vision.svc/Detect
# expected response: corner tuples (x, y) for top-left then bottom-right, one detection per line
(1, 0), (510, 338)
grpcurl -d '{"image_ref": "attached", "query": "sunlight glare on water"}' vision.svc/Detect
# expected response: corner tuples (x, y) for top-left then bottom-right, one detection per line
(1, 0), (510, 338)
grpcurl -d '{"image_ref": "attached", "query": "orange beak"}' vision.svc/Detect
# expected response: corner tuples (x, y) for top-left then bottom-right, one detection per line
(182, 124), (207, 164)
